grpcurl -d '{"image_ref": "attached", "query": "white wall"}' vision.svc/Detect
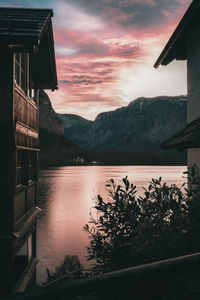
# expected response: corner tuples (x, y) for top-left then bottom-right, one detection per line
(188, 148), (200, 170)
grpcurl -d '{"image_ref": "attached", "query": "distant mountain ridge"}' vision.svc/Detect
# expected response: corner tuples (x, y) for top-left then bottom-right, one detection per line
(57, 113), (92, 129)
(57, 95), (187, 152)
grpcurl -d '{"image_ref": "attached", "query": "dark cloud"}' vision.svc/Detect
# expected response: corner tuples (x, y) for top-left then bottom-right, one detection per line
(65, 0), (190, 29)
(58, 70), (115, 88)
(58, 80), (71, 84)
(59, 78), (104, 86)
(57, 60), (118, 75)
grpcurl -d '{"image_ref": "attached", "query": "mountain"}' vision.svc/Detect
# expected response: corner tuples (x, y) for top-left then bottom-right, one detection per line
(39, 90), (64, 136)
(39, 90), (81, 166)
(57, 113), (92, 129)
(57, 96), (187, 152)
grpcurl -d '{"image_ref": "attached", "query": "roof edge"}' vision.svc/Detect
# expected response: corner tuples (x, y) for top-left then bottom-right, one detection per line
(154, 0), (200, 69)
(0, 7), (53, 16)
(162, 117), (200, 150)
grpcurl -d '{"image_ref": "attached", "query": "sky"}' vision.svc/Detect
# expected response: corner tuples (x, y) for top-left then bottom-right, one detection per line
(1, 0), (192, 120)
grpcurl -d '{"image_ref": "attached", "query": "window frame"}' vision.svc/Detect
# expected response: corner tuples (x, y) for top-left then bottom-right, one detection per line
(14, 52), (36, 103)
(16, 150), (27, 187)
(28, 57), (36, 102)
(16, 150), (37, 188)
(28, 151), (37, 183)
(14, 53), (28, 95)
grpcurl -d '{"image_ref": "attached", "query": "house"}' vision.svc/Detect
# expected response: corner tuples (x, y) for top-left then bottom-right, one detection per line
(162, 117), (200, 151)
(0, 7), (57, 295)
(154, 0), (200, 169)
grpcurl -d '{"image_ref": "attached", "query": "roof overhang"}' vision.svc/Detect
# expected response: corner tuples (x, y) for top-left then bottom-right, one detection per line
(154, 0), (200, 69)
(0, 7), (58, 90)
(32, 21), (58, 91)
(162, 117), (200, 151)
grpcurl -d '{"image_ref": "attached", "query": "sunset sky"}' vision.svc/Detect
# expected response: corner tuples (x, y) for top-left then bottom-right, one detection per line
(1, 0), (191, 119)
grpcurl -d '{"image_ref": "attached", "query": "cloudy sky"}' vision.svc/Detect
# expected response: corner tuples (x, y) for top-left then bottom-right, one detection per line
(2, 0), (191, 119)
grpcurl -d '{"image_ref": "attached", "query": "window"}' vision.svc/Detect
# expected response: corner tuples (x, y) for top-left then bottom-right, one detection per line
(28, 80), (35, 100)
(16, 150), (27, 186)
(28, 235), (33, 262)
(16, 150), (37, 187)
(28, 151), (37, 182)
(15, 53), (20, 85)
(15, 53), (28, 95)
(28, 57), (35, 102)
(15, 53), (38, 104)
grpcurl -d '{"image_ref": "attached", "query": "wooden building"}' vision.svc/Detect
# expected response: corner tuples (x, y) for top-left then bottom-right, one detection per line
(0, 7), (58, 295)
(161, 117), (200, 151)
(154, 0), (200, 169)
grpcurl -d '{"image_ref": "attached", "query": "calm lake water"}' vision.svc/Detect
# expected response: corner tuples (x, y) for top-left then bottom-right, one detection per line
(36, 165), (186, 284)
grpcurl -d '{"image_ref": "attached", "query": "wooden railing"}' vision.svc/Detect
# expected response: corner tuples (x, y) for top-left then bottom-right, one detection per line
(5, 252), (200, 300)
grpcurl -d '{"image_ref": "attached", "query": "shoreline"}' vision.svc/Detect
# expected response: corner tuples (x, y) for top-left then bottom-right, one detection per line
(38, 163), (187, 169)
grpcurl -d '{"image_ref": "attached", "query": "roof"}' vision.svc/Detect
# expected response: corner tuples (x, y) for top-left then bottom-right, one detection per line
(154, 0), (200, 68)
(162, 117), (200, 150)
(0, 7), (58, 90)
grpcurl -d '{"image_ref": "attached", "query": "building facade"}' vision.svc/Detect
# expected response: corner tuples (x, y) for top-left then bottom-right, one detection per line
(0, 8), (57, 295)
(154, 0), (200, 169)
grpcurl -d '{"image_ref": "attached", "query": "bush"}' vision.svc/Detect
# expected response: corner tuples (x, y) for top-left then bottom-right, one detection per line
(42, 167), (200, 299)
(83, 166), (200, 273)
(45, 255), (84, 285)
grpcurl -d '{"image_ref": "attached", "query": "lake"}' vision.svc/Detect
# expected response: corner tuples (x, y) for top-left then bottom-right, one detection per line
(36, 165), (186, 284)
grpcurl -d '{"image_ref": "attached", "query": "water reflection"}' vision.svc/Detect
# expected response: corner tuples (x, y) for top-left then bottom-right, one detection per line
(36, 165), (186, 284)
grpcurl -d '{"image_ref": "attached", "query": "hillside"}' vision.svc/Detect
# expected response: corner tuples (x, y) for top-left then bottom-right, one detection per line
(39, 90), (81, 166)
(57, 113), (92, 129)
(58, 96), (187, 152)
(39, 90), (64, 136)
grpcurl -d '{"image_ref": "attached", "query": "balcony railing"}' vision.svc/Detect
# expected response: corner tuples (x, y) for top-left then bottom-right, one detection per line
(6, 252), (200, 300)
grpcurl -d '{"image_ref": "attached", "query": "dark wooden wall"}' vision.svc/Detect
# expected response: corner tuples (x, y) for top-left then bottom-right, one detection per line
(0, 47), (15, 294)
(13, 62), (39, 224)
(0, 49), (39, 295)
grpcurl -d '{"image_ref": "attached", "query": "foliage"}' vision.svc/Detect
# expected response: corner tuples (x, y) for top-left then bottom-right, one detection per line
(43, 166), (200, 298)
(83, 166), (200, 273)
(45, 255), (84, 284)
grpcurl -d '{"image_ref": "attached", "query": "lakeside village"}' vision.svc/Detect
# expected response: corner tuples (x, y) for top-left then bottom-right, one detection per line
(74, 156), (102, 166)
(2, 1), (200, 299)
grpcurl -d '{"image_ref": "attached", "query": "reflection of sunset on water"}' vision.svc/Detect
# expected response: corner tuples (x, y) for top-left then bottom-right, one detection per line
(36, 165), (186, 284)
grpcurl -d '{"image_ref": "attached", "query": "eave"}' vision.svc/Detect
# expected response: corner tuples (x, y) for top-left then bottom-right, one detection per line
(162, 117), (200, 151)
(0, 7), (58, 90)
(154, 0), (200, 68)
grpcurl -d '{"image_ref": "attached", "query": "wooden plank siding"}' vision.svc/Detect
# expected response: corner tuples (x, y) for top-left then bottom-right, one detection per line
(12, 64), (39, 223)
(15, 122), (39, 149)
(14, 87), (38, 132)
(15, 132), (38, 149)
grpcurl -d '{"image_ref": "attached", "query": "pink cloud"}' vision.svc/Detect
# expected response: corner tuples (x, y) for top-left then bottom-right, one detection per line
(2, 0), (191, 120)
(48, 0), (192, 120)
(54, 29), (143, 60)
